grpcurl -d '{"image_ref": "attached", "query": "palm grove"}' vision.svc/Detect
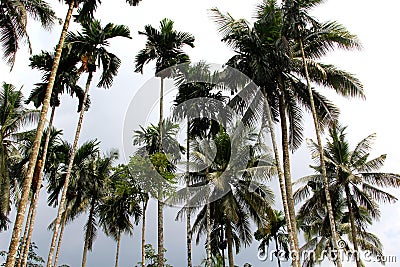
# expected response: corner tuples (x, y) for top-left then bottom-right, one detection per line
(0, 0), (399, 267)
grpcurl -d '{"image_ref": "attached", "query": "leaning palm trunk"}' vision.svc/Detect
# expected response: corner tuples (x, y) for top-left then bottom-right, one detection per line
(141, 195), (148, 267)
(21, 106), (57, 267)
(262, 91), (300, 267)
(115, 230), (121, 267)
(82, 199), (96, 267)
(345, 185), (361, 267)
(17, 199), (34, 267)
(186, 121), (192, 267)
(46, 72), (93, 267)
(299, 39), (342, 267)
(53, 209), (68, 267)
(226, 222), (234, 267)
(6, 3), (75, 266)
(277, 81), (301, 265)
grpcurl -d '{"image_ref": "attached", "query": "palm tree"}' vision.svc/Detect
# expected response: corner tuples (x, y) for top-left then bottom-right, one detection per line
(99, 166), (142, 267)
(132, 119), (182, 267)
(0, 83), (38, 231)
(255, 210), (289, 267)
(45, 19), (131, 267)
(296, 123), (400, 266)
(6, 2), (141, 264)
(0, 0), (56, 67)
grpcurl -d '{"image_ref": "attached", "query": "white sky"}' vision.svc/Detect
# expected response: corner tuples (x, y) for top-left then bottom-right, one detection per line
(1, 0), (400, 266)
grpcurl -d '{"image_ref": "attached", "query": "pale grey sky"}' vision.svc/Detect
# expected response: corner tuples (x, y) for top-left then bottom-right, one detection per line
(1, 0), (399, 266)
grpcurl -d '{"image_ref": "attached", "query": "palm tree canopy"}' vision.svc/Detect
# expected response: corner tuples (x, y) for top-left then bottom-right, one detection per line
(134, 18), (195, 77)
(0, 0), (56, 67)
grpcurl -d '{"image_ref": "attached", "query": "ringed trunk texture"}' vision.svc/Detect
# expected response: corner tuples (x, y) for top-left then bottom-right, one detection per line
(226, 223), (234, 267)
(157, 198), (164, 267)
(46, 72), (93, 267)
(159, 77), (164, 151)
(262, 90), (299, 267)
(5, 2), (75, 266)
(17, 199), (34, 267)
(53, 209), (68, 267)
(277, 84), (300, 266)
(345, 185), (361, 267)
(115, 231), (121, 267)
(82, 199), (96, 267)
(186, 121), (192, 267)
(141, 195), (148, 267)
(299, 39), (342, 267)
(22, 106), (56, 267)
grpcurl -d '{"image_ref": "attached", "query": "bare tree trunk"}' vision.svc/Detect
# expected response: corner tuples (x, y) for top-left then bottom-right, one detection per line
(186, 120), (192, 267)
(22, 106), (57, 267)
(141, 195), (148, 267)
(17, 199), (34, 267)
(53, 209), (68, 267)
(47, 71), (93, 267)
(157, 198), (164, 267)
(82, 199), (96, 267)
(5, 2), (75, 266)
(115, 231), (121, 267)
(275, 236), (282, 267)
(262, 91), (299, 267)
(345, 185), (361, 267)
(299, 39), (342, 267)
(277, 84), (300, 266)
(159, 77), (164, 152)
(226, 222), (234, 267)
(205, 163), (211, 267)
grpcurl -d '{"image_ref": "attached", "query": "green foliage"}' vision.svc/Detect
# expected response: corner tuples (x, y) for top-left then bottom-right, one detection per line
(134, 244), (173, 267)
(1, 241), (44, 267)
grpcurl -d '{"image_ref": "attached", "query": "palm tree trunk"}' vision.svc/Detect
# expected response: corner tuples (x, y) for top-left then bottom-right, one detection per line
(115, 230), (121, 267)
(141, 194), (148, 267)
(186, 120), (192, 267)
(53, 209), (68, 267)
(277, 82), (300, 267)
(299, 39), (343, 267)
(159, 77), (164, 151)
(226, 222), (234, 267)
(206, 164), (211, 266)
(157, 198), (164, 267)
(262, 90), (299, 267)
(5, 3), (75, 266)
(22, 106), (57, 267)
(46, 71), (93, 267)
(274, 236), (282, 267)
(82, 199), (96, 267)
(345, 185), (361, 267)
(17, 199), (34, 267)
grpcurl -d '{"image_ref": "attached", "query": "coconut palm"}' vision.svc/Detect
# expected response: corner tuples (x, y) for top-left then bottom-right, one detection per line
(0, 83), (38, 232)
(255, 210), (289, 267)
(99, 166), (142, 267)
(6, 1), (140, 264)
(295, 124), (400, 266)
(0, 0), (56, 67)
(45, 19), (131, 267)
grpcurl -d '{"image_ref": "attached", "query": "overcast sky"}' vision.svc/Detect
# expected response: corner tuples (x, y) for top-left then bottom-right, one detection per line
(1, 0), (400, 266)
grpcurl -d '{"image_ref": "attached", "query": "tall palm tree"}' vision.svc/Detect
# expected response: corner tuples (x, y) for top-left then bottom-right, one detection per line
(296, 124), (400, 266)
(282, 1), (362, 264)
(99, 167), (142, 267)
(6, 2), (141, 264)
(0, 0), (56, 67)
(45, 19), (131, 267)
(0, 83), (38, 231)
(255, 210), (289, 267)
(132, 119), (182, 267)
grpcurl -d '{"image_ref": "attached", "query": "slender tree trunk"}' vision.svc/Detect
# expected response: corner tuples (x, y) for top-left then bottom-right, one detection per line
(262, 90), (299, 267)
(157, 198), (164, 267)
(205, 163), (211, 266)
(6, 2), (75, 266)
(277, 83), (300, 266)
(274, 236), (282, 267)
(299, 39), (342, 267)
(159, 77), (164, 151)
(141, 194), (148, 267)
(17, 199), (34, 267)
(226, 222), (234, 267)
(46, 71), (93, 267)
(53, 209), (68, 267)
(82, 199), (96, 267)
(115, 231), (121, 267)
(22, 106), (57, 267)
(186, 120), (192, 267)
(345, 185), (361, 267)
